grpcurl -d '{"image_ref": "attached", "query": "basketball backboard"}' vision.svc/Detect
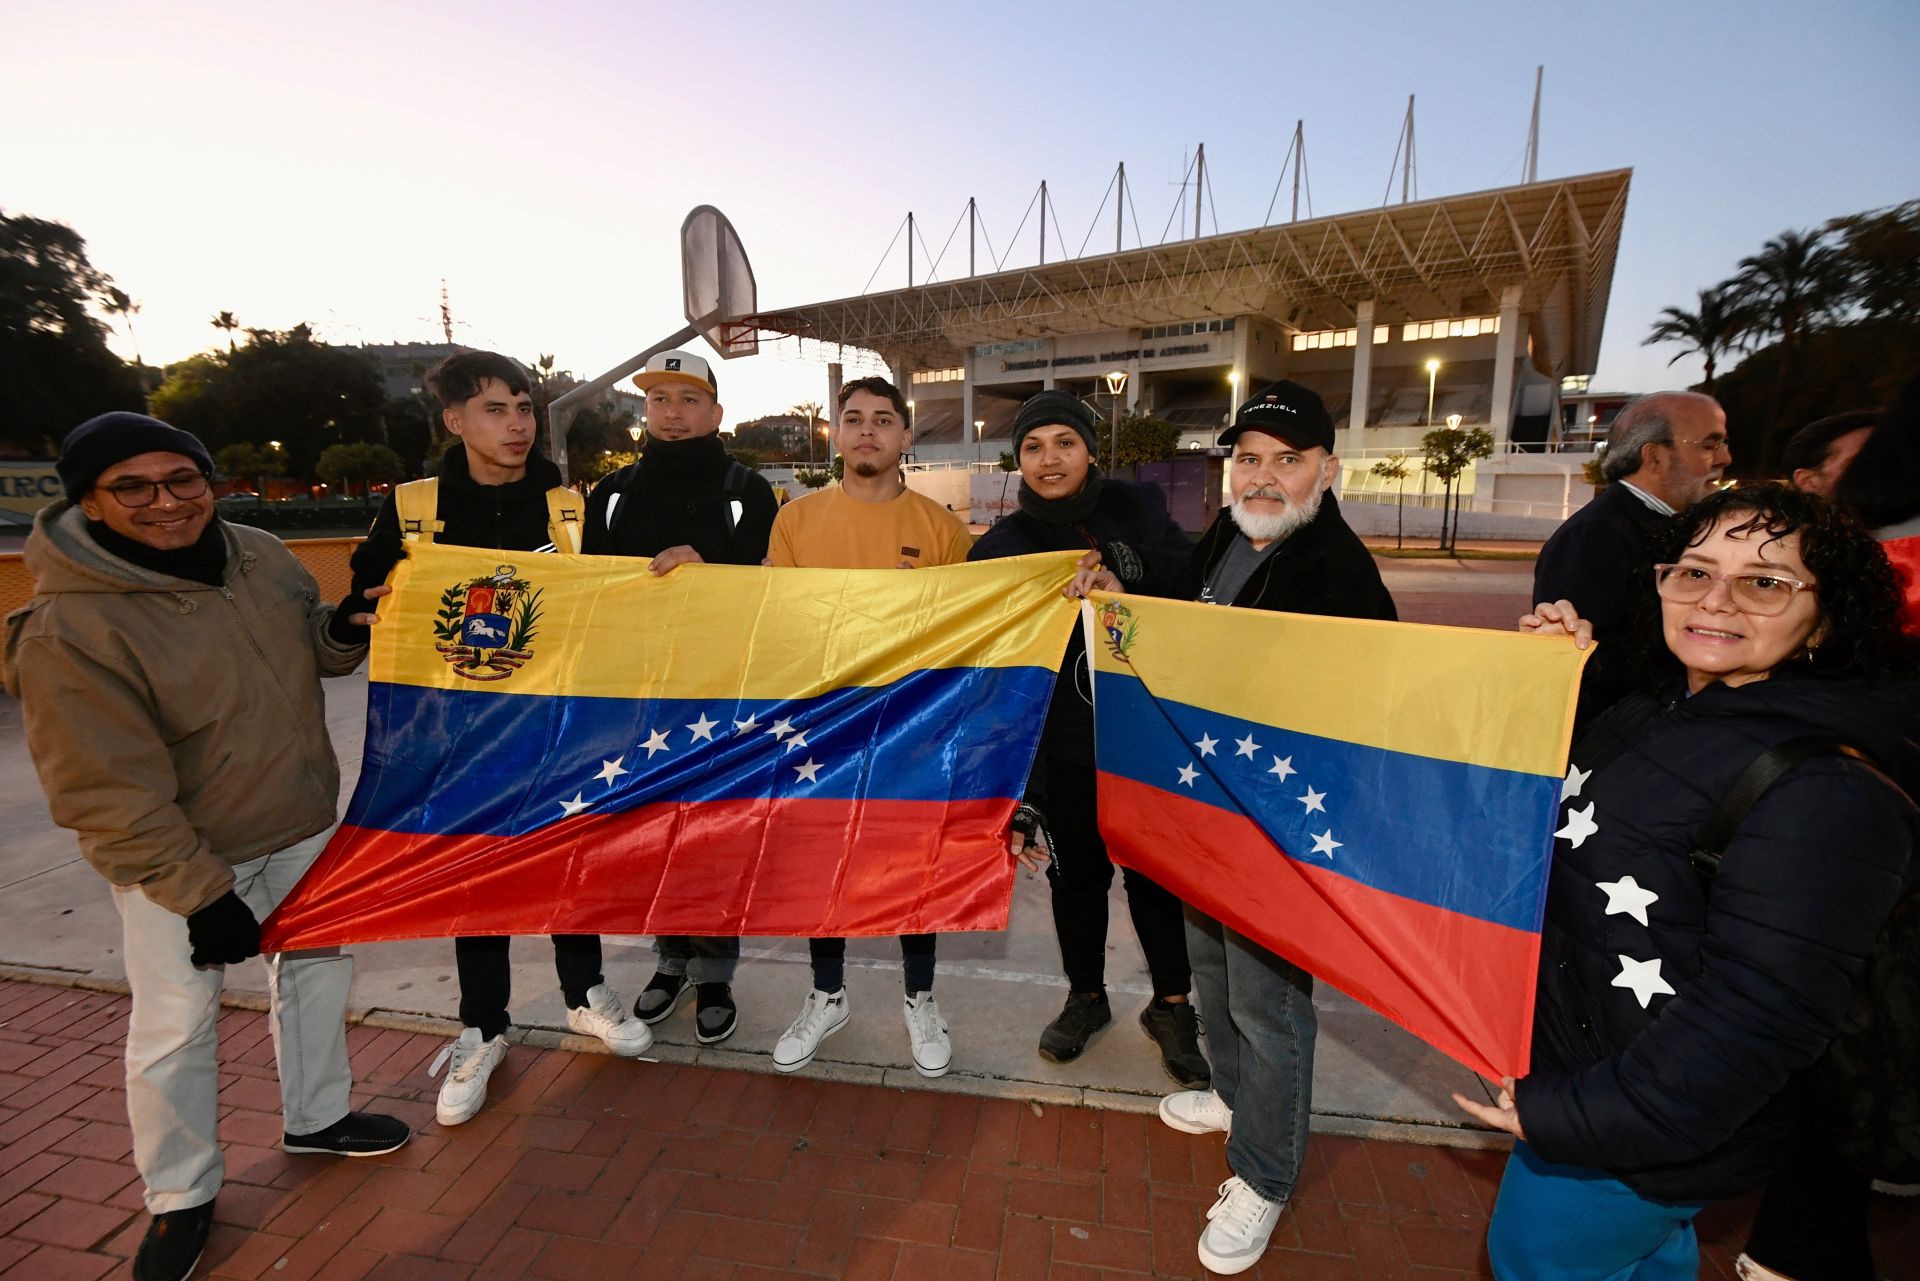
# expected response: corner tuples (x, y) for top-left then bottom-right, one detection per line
(681, 206), (758, 360)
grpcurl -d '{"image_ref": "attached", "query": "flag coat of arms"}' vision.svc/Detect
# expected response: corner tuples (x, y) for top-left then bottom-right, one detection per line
(1086, 593), (1590, 1080)
(262, 546), (1081, 951)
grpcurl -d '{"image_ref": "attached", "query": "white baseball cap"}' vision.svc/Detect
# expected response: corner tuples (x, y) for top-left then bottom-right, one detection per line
(634, 350), (717, 397)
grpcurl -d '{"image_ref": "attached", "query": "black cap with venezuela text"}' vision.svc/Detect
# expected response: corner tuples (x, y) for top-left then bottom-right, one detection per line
(1220, 380), (1334, 453)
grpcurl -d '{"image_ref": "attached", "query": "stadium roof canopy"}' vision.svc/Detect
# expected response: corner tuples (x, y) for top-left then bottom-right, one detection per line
(772, 168), (1630, 379)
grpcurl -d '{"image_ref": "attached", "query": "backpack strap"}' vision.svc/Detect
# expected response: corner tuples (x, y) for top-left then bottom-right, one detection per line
(545, 487), (584, 554)
(1689, 735), (1874, 882)
(722, 459), (749, 536)
(394, 478), (444, 544)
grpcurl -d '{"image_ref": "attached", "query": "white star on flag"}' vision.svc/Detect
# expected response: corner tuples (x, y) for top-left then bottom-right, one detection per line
(1555, 802), (1599, 848)
(1596, 876), (1659, 927)
(784, 730), (810, 754)
(1611, 954), (1675, 1008)
(793, 757), (823, 783)
(733, 714), (760, 735)
(1310, 830), (1342, 857)
(767, 717), (795, 739)
(1298, 786), (1326, 814)
(1269, 755), (1296, 782)
(1194, 733), (1218, 758)
(1234, 734), (1261, 759)
(558, 793), (590, 817)
(642, 729), (671, 758)
(1176, 762), (1199, 787)
(593, 757), (628, 785)
(1562, 764), (1592, 803)
(686, 713), (718, 742)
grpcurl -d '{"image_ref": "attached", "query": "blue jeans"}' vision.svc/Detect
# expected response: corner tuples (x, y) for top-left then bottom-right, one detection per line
(1184, 908), (1315, 1203)
(1487, 1142), (1706, 1281)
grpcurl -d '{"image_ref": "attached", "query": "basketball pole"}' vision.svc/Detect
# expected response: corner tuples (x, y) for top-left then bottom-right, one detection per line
(544, 324), (698, 482)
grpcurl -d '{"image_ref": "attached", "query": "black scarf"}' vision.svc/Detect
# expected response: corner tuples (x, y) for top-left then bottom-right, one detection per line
(87, 518), (228, 587)
(1016, 469), (1105, 525)
(639, 432), (731, 485)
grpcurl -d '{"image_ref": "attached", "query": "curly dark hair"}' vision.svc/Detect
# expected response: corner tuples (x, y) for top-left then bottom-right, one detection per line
(1625, 482), (1919, 685)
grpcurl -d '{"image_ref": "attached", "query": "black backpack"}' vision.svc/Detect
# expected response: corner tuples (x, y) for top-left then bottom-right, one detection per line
(1690, 736), (1920, 1183)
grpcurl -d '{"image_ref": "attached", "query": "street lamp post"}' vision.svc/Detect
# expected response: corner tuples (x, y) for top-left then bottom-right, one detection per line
(1223, 370), (1240, 446)
(627, 424), (643, 445)
(974, 419), (986, 464)
(1425, 358), (1441, 426)
(1103, 369), (1129, 472)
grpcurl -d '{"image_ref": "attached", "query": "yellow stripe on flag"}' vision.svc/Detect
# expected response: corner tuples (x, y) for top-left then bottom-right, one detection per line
(374, 545), (1082, 699)
(1083, 592), (1591, 778)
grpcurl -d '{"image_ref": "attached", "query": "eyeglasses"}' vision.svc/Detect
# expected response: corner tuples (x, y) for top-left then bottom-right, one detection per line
(1654, 564), (1816, 615)
(1671, 434), (1728, 456)
(97, 472), (211, 508)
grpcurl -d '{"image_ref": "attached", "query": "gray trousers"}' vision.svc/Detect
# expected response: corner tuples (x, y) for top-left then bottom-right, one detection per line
(652, 935), (739, 983)
(113, 829), (353, 1213)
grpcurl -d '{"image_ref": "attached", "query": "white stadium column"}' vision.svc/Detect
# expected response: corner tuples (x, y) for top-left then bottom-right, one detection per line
(1349, 300), (1376, 454)
(961, 351), (976, 454)
(826, 362), (843, 463)
(1490, 285), (1523, 451)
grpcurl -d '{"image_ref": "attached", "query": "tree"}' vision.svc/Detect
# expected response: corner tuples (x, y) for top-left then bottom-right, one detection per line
(315, 442), (405, 496)
(791, 402), (825, 468)
(794, 468), (832, 489)
(212, 441), (287, 495)
(574, 449), (636, 483)
(1420, 426), (1494, 553)
(1368, 452), (1411, 549)
(1642, 284), (1752, 390)
(212, 311), (240, 352)
(1111, 413), (1182, 468)
(148, 324), (387, 479)
(103, 286), (143, 371)
(1828, 201), (1920, 322)
(1734, 228), (1848, 470)
(0, 210), (146, 453)
(381, 395), (436, 477)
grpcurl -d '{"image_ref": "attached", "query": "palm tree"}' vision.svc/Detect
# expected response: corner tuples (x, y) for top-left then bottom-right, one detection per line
(1641, 284), (1752, 390)
(212, 311), (240, 353)
(792, 401), (824, 467)
(1736, 229), (1847, 469)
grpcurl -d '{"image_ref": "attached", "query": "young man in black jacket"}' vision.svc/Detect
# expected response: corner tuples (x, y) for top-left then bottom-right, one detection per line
(582, 348), (778, 1045)
(1159, 381), (1396, 1276)
(342, 351), (653, 1127)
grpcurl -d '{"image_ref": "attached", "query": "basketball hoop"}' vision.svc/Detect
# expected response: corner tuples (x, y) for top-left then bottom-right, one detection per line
(681, 206), (759, 360)
(718, 311), (813, 351)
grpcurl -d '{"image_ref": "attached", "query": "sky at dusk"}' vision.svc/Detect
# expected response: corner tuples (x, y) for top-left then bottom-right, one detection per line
(6, 0), (1917, 422)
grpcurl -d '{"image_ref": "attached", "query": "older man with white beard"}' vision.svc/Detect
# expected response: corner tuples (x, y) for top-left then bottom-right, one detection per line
(1158, 379), (1396, 1276)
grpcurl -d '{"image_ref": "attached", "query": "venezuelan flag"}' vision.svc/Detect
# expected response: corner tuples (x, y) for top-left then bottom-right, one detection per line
(1086, 593), (1590, 1080)
(262, 544), (1081, 951)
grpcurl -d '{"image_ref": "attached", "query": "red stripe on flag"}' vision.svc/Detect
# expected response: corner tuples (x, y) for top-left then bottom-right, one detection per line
(1097, 772), (1538, 1080)
(262, 797), (1017, 950)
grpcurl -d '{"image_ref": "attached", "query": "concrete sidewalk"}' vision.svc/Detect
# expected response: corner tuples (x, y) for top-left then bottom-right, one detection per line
(11, 981), (1916, 1281)
(0, 566), (1535, 1147)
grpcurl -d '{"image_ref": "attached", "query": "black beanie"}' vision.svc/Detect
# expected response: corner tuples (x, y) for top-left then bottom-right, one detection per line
(1012, 390), (1100, 453)
(57, 413), (215, 500)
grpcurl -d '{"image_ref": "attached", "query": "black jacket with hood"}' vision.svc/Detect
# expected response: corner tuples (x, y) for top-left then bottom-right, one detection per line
(1184, 492), (1396, 622)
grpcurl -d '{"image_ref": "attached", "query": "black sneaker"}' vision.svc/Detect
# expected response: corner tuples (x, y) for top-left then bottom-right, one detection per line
(283, 1110), (412, 1157)
(1140, 999), (1211, 1089)
(635, 971), (689, 1025)
(1039, 990), (1112, 1063)
(695, 983), (738, 1044)
(134, 1201), (214, 1281)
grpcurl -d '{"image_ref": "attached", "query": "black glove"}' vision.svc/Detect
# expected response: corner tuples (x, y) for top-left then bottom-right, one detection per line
(186, 891), (261, 967)
(1010, 803), (1057, 872)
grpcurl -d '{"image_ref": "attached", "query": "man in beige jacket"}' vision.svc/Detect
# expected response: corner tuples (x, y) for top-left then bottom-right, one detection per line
(4, 413), (409, 1281)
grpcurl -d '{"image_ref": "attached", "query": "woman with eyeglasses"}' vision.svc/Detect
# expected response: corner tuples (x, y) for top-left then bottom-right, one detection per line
(1452, 483), (1919, 1280)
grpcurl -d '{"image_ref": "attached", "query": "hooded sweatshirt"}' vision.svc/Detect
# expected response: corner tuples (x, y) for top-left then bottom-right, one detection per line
(3, 504), (366, 915)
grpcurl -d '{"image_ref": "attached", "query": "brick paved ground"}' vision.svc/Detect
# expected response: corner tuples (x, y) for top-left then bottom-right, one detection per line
(4, 982), (1918, 1280)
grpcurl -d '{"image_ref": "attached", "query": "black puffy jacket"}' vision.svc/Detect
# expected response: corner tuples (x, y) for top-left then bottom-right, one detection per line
(1517, 670), (1920, 1202)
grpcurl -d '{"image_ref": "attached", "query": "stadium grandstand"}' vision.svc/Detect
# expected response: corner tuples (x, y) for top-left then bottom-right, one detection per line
(756, 155), (1631, 535)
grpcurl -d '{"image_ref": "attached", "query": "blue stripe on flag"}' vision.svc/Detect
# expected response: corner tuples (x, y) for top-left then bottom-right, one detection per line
(346, 665), (1058, 838)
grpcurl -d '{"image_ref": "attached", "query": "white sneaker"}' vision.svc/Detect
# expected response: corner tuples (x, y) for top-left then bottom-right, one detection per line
(566, 983), (653, 1058)
(429, 1027), (507, 1126)
(773, 989), (849, 1073)
(1159, 1089), (1232, 1135)
(1735, 1254), (1796, 1281)
(904, 992), (951, 1078)
(1197, 1176), (1283, 1275)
